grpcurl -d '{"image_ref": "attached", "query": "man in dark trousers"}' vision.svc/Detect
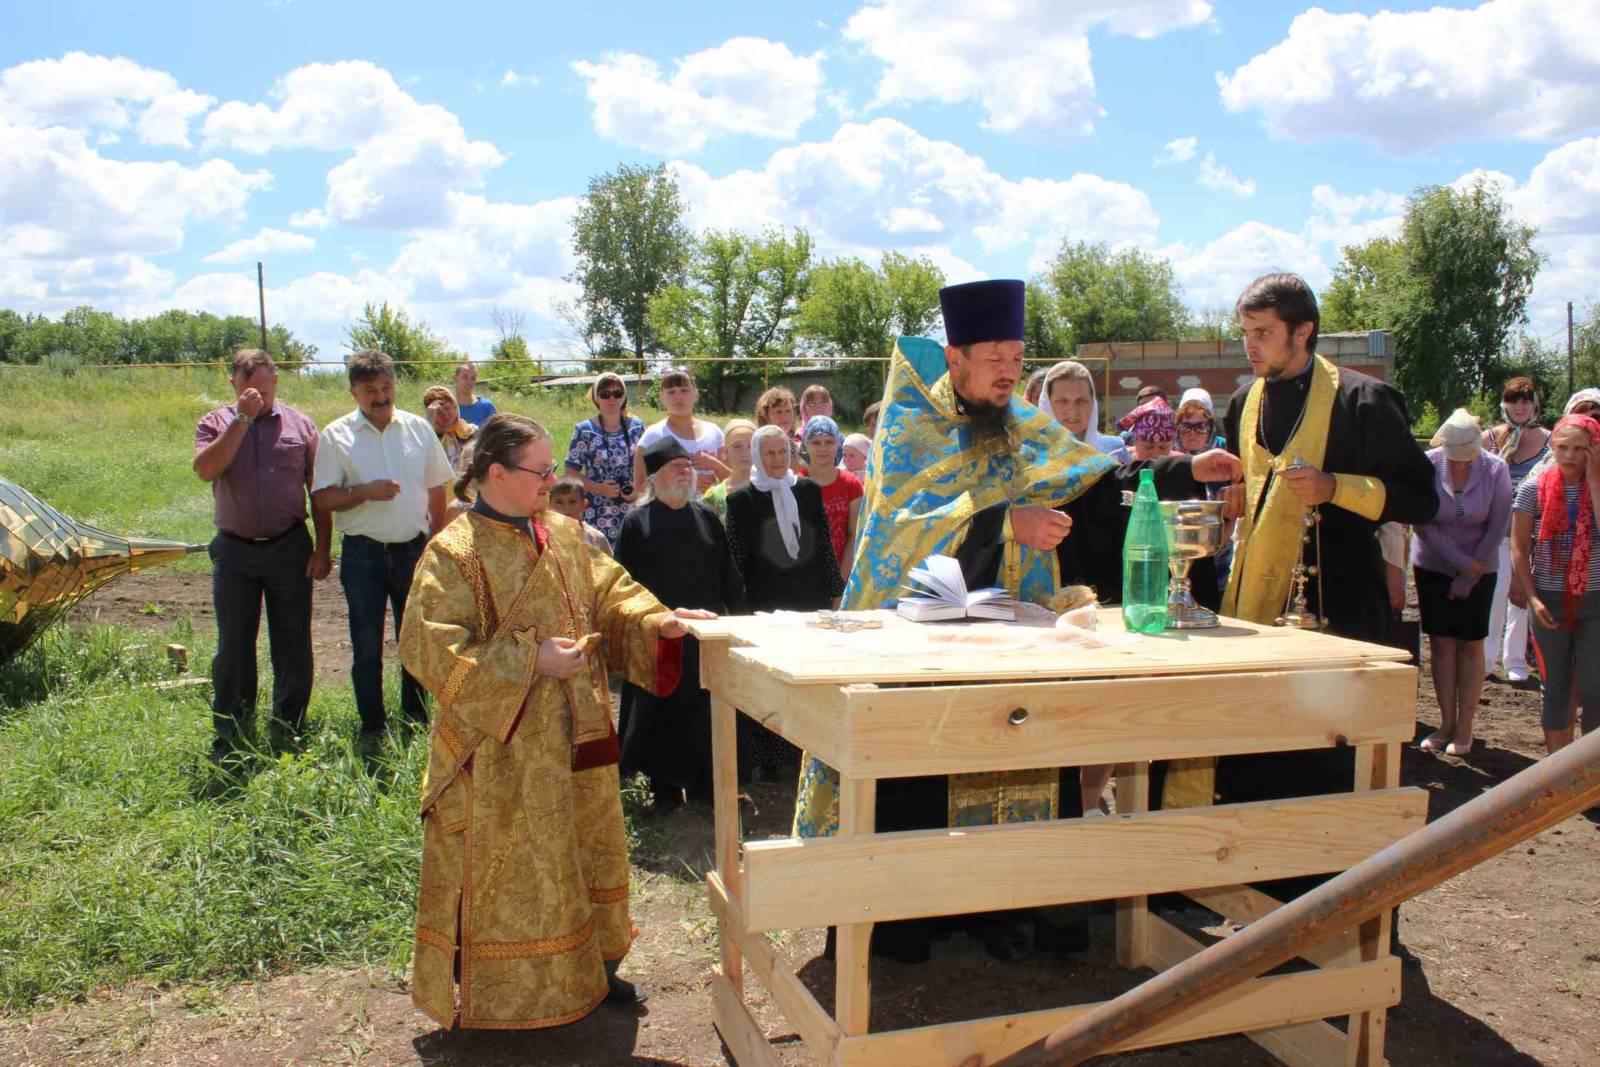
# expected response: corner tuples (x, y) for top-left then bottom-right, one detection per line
(193, 348), (329, 761)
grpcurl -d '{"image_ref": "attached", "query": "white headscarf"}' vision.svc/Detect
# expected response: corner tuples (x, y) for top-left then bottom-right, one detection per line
(750, 424), (801, 559)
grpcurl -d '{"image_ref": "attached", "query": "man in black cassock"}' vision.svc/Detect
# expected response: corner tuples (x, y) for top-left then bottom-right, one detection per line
(615, 437), (745, 813)
(857, 280), (1241, 964)
(1146, 273), (1437, 920)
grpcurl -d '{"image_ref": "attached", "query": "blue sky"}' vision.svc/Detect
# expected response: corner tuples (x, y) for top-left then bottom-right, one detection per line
(3, 0), (1596, 360)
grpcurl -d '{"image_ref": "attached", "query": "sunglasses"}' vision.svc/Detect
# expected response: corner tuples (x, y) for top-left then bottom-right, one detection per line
(596, 389), (625, 400)
(1504, 393), (1536, 403)
(1178, 420), (1213, 434)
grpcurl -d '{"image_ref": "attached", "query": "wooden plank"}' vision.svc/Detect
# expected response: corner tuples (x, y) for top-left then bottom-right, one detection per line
(834, 950), (1398, 1067)
(699, 641), (852, 765)
(711, 692), (744, 992)
(1149, 914), (1360, 1067)
(833, 664), (1416, 777)
(708, 871), (842, 1065)
(1184, 884), (1357, 968)
(690, 609), (1408, 687)
(712, 971), (782, 1067)
(1115, 761), (1151, 970)
(740, 789), (1428, 931)
(834, 776), (876, 1037)
(1346, 740), (1400, 1067)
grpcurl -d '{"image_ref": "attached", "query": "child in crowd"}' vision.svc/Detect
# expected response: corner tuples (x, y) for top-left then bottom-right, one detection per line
(755, 386), (803, 470)
(549, 477), (614, 555)
(841, 433), (871, 476)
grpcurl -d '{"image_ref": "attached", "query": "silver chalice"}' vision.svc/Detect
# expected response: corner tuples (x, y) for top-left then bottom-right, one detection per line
(1160, 499), (1227, 629)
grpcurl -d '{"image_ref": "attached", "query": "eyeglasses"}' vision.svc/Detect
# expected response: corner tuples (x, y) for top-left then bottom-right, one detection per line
(510, 462), (558, 479)
(596, 390), (624, 400)
(1178, 420), (1213, 434)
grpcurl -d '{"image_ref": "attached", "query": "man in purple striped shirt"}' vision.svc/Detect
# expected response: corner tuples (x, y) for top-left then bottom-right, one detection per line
(194, 348), (329, 762)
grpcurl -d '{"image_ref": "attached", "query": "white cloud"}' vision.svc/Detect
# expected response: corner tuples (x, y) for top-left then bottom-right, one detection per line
(1515, 137), (1600, 236)
(1154, 136), (1197, 165)
(1303, 183), (1405, 250)
(0, 52), (215, 147)
(573, 37), (823, 154)
(669, 118), (1159, 272)
(843, 0), (1213, 135)
(500, 69), (540, 88)
(0, 117), (271, 259)
(1218, 0), (1600, 152)
(203, 61), (504, 227)
(203, 227), (316, 264)
(288, 208), (331, 230)
(1197, 153), (1256, 198)
(1164, 222), (1332, 311)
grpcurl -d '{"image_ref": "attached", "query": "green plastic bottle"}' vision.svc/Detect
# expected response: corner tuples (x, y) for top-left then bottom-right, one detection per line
(1122, 468), (1170, 633)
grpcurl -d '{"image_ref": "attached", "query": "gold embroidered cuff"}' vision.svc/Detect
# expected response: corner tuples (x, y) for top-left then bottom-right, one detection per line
(1331, 473), (1386, 521)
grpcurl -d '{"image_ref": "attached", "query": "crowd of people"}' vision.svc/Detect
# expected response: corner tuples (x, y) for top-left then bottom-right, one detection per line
(188, 272), (1600, 1032)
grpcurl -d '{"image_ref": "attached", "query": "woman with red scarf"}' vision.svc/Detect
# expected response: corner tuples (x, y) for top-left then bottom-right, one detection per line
(1510, 413), (1600, 754)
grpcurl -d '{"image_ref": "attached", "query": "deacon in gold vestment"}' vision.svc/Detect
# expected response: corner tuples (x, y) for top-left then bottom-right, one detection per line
(1159, 274), (1437, 813)
(399, 415), (712, 1030)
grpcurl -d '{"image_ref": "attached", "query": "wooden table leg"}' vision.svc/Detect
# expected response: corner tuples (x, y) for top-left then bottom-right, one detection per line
(1115, 761), (1151, 970)
(712, 695), (743, 992)
(835, 774), (876, 1036)
(1346, 741), (1400, 1066)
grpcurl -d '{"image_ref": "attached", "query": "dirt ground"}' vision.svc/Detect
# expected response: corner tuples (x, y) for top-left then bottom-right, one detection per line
(7, 571), (1596, 1066)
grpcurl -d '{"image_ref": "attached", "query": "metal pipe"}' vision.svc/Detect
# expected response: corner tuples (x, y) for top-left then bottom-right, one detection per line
(993, 727), (1600, 1067)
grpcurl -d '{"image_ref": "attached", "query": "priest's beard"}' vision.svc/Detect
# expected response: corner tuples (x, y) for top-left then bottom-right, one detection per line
(955, 390), (1011, 447)
(647, 476), (694, 508)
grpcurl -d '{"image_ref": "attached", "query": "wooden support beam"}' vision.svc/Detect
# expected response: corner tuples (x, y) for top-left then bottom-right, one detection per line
(741, 789), (1428, 931)
(711, 691), (744, 992)
(1146, 913), (1353, 1065)
(833, 664), (1417, 777)
(834, 775), (876, 1037)
(708, 871), (842, 1065)
(712, 970), (781, 1067)
(1184, 885), (1357, 968)
(1114, 761), (1151, 970)
(833, 937), (1397, 1067)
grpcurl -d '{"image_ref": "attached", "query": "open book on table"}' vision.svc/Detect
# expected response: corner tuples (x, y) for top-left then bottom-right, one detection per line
(896, 553), (1019, 622)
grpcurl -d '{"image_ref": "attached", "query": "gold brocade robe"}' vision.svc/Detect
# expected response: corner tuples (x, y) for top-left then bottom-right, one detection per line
(398, 510), (674, 1030)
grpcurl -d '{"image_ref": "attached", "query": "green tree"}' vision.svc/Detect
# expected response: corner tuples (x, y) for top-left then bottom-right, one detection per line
(1179, 304), (1242, 343)
(569, 162), (692, 374)
(1320, 236), (1405, 334)
(1023, 282), (1067, 360)
(345, 302), (455, 378)
(1390, 179), (1543, 411)
(795, 251), (944, 408)
(1036, 241), (1187, 351)
(649, 227), (813, 406)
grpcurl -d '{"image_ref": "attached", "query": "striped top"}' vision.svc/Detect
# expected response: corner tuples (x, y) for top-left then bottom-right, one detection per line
(1512, 478), (1600, 591)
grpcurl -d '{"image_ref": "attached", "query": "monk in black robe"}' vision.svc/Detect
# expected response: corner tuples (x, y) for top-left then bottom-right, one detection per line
(615, 437), (745, 812)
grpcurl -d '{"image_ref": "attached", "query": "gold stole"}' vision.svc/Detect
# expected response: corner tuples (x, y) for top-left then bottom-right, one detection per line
(1222, 355), (1340, 624)
(1163, 355), (1340, 810)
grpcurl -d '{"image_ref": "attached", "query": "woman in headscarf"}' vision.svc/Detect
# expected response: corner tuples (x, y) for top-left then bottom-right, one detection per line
(422, 385), (477, 473)
(801, 415), (864, 577)
(1511, 413), (1600, 755)
(1175, 388), (1227, 455)
(1412, 409), (1512, 756)
(1118, 396), (1178, 461)
(1042, 361), (1129, 462)
(725, 424), (845, 781)
(1481, 378), (1551, 684)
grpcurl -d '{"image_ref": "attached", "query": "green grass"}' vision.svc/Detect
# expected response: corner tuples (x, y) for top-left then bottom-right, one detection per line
(0, 620), (433, 1011)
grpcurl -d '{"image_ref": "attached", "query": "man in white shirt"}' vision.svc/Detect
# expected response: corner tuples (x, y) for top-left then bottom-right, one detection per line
(312, 350), (454, 742)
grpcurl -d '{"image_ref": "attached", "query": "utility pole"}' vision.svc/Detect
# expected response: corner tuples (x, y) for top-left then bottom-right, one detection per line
(257, 261), (270, 353)
(1569, 301), (1576, 396)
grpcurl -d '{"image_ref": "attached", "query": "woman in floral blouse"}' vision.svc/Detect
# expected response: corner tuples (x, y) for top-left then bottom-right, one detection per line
(563, 371), (645, 544)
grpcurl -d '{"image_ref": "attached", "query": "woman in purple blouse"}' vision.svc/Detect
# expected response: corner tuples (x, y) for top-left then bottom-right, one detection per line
(1411, 409), (1513, 756)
